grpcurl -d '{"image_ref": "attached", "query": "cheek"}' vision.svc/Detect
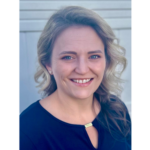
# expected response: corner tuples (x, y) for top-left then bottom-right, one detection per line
(53, 62), (74, 79)
(94, 60), (106, 74)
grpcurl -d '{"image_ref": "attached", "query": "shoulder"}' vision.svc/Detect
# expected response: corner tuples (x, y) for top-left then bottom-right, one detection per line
(20, 100), (57, 149)
(20, 100), (51, 138)
(99, 95), (131, 144)
(20, 100), (42, 125)
(20, 99), (60, 134)
(20, 100), (40, 118)
(20, 100), (44, 149)
(109, 95), (131, 143)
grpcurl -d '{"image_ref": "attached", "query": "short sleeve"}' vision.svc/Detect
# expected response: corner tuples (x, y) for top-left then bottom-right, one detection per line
(20, 131), (37, 150)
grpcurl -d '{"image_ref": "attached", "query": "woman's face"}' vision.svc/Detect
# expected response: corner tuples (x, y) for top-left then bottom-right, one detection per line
(47, 26), (106, 100)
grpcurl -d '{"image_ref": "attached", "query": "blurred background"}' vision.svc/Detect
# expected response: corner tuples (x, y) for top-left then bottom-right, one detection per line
(20, 0), (131, 115)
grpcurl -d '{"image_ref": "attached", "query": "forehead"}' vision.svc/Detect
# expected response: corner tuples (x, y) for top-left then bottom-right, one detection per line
(53, 26), (104, 53)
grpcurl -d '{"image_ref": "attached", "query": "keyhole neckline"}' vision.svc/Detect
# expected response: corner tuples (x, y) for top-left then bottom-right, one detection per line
(38, 99), (101, 128)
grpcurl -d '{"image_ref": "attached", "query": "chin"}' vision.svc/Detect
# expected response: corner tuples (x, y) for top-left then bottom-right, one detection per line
(72, 92), (93, 100)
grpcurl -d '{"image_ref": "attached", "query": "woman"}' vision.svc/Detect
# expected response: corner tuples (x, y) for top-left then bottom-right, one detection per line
(20, 6), (131, 150)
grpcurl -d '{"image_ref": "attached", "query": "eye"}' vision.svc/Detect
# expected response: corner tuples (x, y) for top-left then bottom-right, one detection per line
(62, 56), (73, 60)
(89, 55), (100, 59)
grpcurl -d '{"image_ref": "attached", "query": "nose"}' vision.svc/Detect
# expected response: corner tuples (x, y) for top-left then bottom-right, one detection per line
(75, 57), (89, 74)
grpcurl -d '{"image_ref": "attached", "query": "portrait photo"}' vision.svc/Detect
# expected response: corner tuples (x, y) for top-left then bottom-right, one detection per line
(19, 1), (131, 150)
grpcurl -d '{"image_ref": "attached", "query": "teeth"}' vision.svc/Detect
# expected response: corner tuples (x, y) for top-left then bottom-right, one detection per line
(83, 79), (86, 83)
(79, 80), (82, 83)
(72, 79), (91, 83)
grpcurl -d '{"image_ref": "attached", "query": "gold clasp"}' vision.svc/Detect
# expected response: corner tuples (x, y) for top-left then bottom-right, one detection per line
(85, 122), (93, 128)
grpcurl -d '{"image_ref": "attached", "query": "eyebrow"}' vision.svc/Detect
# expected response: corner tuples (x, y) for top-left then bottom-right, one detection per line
(88, 50), (103, 54)
(59, 50), (103, 55)
(59, 51), (77, 55)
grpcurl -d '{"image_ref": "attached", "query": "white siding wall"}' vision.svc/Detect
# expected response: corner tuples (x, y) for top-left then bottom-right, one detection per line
(20, 0), (131, 114)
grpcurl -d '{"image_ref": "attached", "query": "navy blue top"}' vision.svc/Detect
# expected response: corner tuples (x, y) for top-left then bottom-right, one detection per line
(20, 100), (131, 150)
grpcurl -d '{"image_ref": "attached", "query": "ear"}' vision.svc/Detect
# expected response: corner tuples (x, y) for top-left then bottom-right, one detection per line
(46, 64), (51, 71)
(46, 64), (52, 75)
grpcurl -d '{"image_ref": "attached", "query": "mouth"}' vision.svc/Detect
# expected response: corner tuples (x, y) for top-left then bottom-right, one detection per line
(70, 78), (93, 84)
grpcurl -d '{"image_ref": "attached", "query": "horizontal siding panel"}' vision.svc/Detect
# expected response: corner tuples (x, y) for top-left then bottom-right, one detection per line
(105, 18), (131, 29)
(20, 18), (131, 31)
(20, 1), (131, 10)
(20, 10), (131, 19)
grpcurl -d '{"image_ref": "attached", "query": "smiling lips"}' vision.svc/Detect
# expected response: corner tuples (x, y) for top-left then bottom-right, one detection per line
(71, 78), (93, 84)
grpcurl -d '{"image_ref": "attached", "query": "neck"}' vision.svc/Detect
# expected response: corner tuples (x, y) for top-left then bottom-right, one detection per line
(53, 90), (100, 119)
